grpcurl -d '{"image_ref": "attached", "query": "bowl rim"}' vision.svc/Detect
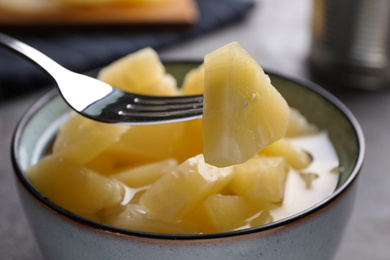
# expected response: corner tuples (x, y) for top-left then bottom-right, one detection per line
(11, 65), (365, 241)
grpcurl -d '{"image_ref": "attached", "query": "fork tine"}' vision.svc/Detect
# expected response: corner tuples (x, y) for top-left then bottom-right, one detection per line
(116, 106), (203, 125)
(124, 104), (203, 113)
(132, 94), (204, 105)
(125, 100), (203, 112)
(118, 107), (203, 118)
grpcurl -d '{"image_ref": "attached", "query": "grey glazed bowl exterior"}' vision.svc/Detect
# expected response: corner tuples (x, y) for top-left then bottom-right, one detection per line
(12, 63), (364, 260)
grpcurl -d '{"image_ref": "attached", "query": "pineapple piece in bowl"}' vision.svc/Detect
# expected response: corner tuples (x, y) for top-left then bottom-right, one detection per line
(26, 154), (124, 219)
(139, 154), (233, 222)
(229, 154), (288, 203)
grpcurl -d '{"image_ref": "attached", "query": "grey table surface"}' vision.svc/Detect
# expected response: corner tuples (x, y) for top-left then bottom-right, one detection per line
(1, 0), (389, 259)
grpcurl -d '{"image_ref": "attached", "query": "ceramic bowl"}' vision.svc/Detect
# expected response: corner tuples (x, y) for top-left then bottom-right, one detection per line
(11, 62), (364, 260)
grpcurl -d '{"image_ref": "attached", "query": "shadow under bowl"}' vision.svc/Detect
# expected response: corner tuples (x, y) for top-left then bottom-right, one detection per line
(11, 62), (365, 260)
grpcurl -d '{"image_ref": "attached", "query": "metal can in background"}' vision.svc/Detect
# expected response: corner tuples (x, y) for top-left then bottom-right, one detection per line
(308, 0), (390, 90)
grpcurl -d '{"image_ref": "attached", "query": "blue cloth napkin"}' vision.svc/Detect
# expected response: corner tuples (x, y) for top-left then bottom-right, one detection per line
(0, 0), (254, 100)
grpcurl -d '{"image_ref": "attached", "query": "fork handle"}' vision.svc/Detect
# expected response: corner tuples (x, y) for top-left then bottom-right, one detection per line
(0, 32), (68, 82)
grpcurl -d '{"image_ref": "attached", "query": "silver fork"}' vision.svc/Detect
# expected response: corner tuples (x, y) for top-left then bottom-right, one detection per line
(0, 33), (203, 125)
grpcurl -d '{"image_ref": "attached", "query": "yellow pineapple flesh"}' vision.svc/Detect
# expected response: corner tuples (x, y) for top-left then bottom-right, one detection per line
(202, 41), (289, 167)
(181, 64), (204, 95)
(196, 194), (258, 233)
(260, 138), (312, 169)
(229, 154), (288, 203)
(174, 64), (205, 163)
(110, 203), (198, 234)
(110, 159), (178, 188)
(107, 122), (185, 162)
(286, 107), (318, 137)
(139, 154), (233, 222)
(52, 112), (128, 165)
(97, 48), (167, 94)
(26, 155), (124, 216)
